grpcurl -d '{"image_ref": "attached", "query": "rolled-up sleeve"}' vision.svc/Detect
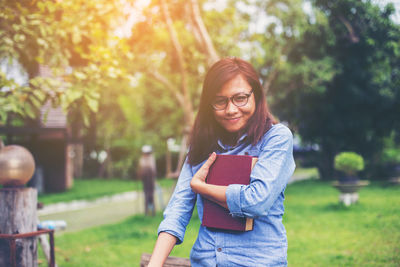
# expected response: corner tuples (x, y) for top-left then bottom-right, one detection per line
(226, 125), (296, 218)
(157, 158), (196, 244)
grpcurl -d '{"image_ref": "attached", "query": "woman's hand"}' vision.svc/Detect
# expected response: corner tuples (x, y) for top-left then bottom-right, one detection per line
(190, 152), (217, 193)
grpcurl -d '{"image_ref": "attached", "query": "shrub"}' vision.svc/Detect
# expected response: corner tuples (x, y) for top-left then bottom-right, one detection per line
(381, 133), (400, 164)
(334, 152), (364, 176)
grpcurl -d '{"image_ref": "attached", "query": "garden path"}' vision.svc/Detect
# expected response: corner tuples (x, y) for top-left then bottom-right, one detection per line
(38, 186), (174, 233)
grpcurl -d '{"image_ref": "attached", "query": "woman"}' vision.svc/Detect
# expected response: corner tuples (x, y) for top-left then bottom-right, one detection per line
(148, 57), (295, 266)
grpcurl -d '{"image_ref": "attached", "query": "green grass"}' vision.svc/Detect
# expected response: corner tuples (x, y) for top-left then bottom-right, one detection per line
(285, 181), (400, 266)
(38, 178), (177, 205)
(39, 180), (400, 267)
(39, 212), (199, 267)
(292, 167), (320, 179)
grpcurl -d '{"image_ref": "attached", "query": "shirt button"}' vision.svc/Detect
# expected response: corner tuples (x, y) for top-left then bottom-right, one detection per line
(217, 248), (222, 252)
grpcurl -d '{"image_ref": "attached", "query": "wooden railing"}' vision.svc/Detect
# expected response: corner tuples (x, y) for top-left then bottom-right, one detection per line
(140, 253), (191, 267)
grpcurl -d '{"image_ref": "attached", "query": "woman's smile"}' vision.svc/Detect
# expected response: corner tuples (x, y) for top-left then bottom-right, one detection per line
(225, 117), (241, 123)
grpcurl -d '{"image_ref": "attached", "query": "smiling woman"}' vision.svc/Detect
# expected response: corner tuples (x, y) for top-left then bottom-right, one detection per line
(148, 57), (296, 267)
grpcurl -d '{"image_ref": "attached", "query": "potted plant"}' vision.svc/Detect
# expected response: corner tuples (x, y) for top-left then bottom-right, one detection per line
(334, 151), (364, 183)
(332, 151), (368, 206)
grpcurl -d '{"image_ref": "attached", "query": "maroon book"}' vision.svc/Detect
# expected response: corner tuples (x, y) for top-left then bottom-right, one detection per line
(202, 154), (257, 231)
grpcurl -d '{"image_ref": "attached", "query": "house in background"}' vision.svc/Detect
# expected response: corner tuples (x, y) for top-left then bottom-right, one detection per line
(0, 105), (77, 193)
(0, 65), (83, 193)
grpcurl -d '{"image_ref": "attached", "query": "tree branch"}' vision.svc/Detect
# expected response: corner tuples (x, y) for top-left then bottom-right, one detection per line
(147, 70), (185, 107)
(262, 68), (279, 95)
(338, 15), (359, 43)
(189, 0), (220, 65)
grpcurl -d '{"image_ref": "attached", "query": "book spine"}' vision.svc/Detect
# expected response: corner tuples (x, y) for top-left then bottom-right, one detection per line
(245, 218), (253, 231)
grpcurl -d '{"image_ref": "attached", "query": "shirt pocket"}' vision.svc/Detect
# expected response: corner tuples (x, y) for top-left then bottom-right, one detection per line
(243, 147), (260, 157)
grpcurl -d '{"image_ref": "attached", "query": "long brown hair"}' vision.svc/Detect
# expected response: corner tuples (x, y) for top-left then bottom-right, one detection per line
(187, 57), (276, 165)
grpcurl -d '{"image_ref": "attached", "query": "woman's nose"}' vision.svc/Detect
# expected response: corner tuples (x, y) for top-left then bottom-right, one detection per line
(225, 100), (238, 114)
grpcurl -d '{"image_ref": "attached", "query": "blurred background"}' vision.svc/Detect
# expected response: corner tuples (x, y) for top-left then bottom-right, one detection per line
(1, 1), (400, 266)
(2, 0), (399, 191)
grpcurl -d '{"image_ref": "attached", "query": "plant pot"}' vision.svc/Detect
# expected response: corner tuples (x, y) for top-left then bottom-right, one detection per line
(332, 180), (369, 206)
(333, 180), (369, 193)
(338, 175), (360, 184)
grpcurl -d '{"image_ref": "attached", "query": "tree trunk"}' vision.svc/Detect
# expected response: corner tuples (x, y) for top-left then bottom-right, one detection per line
(0, 187), (37, 267)
(167, 132), (190, 179)
(72, 144), (83, 178)
(160, 0), (194, 129)
(160, 0), (194, 178)
(317, 151), (336, 180)
(157, 0), (219, 178)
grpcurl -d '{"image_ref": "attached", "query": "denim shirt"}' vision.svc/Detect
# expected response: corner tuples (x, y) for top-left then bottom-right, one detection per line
(158, 123), (296, 266)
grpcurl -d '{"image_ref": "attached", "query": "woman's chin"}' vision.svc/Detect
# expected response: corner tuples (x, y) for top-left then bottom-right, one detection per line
(223, 124), (245, 133)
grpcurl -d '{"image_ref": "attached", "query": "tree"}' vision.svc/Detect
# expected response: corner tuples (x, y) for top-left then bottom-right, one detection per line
(125, 0), (225, 177)
(123, 0), (310, 178)
(0, 0), (126, 126)
(271, 0), (400, 179)
(237, 0), (314, 94)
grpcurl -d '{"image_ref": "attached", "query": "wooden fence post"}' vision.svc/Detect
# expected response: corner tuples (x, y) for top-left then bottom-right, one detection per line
(0, 187), (37, 267)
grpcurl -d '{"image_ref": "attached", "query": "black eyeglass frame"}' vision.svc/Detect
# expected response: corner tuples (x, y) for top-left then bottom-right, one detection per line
(211, 89), (254, 111)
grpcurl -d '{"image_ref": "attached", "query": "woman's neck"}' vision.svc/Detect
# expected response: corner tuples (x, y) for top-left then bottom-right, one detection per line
(220, 131), (242, 147)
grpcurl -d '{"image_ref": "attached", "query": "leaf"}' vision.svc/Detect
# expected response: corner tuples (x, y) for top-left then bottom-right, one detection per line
(66, 89), (83, 103)
(33, 89), (47, 102)
(85, 95), (99, 113)
(73, 71), (87, 80)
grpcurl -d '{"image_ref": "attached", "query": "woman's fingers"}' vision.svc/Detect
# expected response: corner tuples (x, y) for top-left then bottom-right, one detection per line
(191, 153), (217, 193)
(202, 152), (217, 171)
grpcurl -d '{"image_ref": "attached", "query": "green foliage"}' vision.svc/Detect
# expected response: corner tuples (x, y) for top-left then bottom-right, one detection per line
(272, 0), (400, 179)
(39, 180), (400, 266)
(382, 148), (400, 164)
(334, 152), (365, 176)
(0, 0), (126, 124)
(3, 0), (399, 180)
(381, 132), (400, 164)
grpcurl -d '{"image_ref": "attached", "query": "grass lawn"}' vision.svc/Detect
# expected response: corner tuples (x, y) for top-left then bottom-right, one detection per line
(38, 178), (176, 205)
(39, 180), (400, 267)
(285, 181), (400, 266)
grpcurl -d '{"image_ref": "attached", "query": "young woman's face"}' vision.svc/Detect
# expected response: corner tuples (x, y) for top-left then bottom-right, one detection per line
(213, 74), (256, 133)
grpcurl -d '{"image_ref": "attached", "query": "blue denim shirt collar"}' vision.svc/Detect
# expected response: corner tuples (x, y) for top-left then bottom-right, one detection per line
(217, 133), (248, 152)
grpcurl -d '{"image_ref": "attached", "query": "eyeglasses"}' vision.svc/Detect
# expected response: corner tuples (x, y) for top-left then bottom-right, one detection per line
(211, 90), (254, 110)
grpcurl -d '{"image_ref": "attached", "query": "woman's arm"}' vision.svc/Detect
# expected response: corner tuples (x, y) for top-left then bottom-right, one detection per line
(147, 232), (177, 267)
(226, 125), (295, 218)
(191, 125), (296, 218)
(150, 158), (197, 264)
(190, 152), (229, 209)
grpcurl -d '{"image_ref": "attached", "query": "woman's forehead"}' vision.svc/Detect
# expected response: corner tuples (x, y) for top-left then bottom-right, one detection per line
(215, 74), (251, 96)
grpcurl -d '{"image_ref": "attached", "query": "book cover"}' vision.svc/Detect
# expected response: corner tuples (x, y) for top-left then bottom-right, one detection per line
(202, 154), (257, 231)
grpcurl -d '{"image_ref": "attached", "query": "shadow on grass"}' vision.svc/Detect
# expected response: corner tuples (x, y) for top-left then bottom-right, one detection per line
(323, 203), (354, 211)
(108, 230), (153, 241)
(321, 201), (369, 213)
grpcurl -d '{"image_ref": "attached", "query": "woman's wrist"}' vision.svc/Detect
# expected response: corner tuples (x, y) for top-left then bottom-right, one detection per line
(190, 177), (206, 194)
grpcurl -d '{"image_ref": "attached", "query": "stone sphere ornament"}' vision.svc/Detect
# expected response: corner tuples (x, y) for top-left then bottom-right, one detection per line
(0, 143), (35, 187)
